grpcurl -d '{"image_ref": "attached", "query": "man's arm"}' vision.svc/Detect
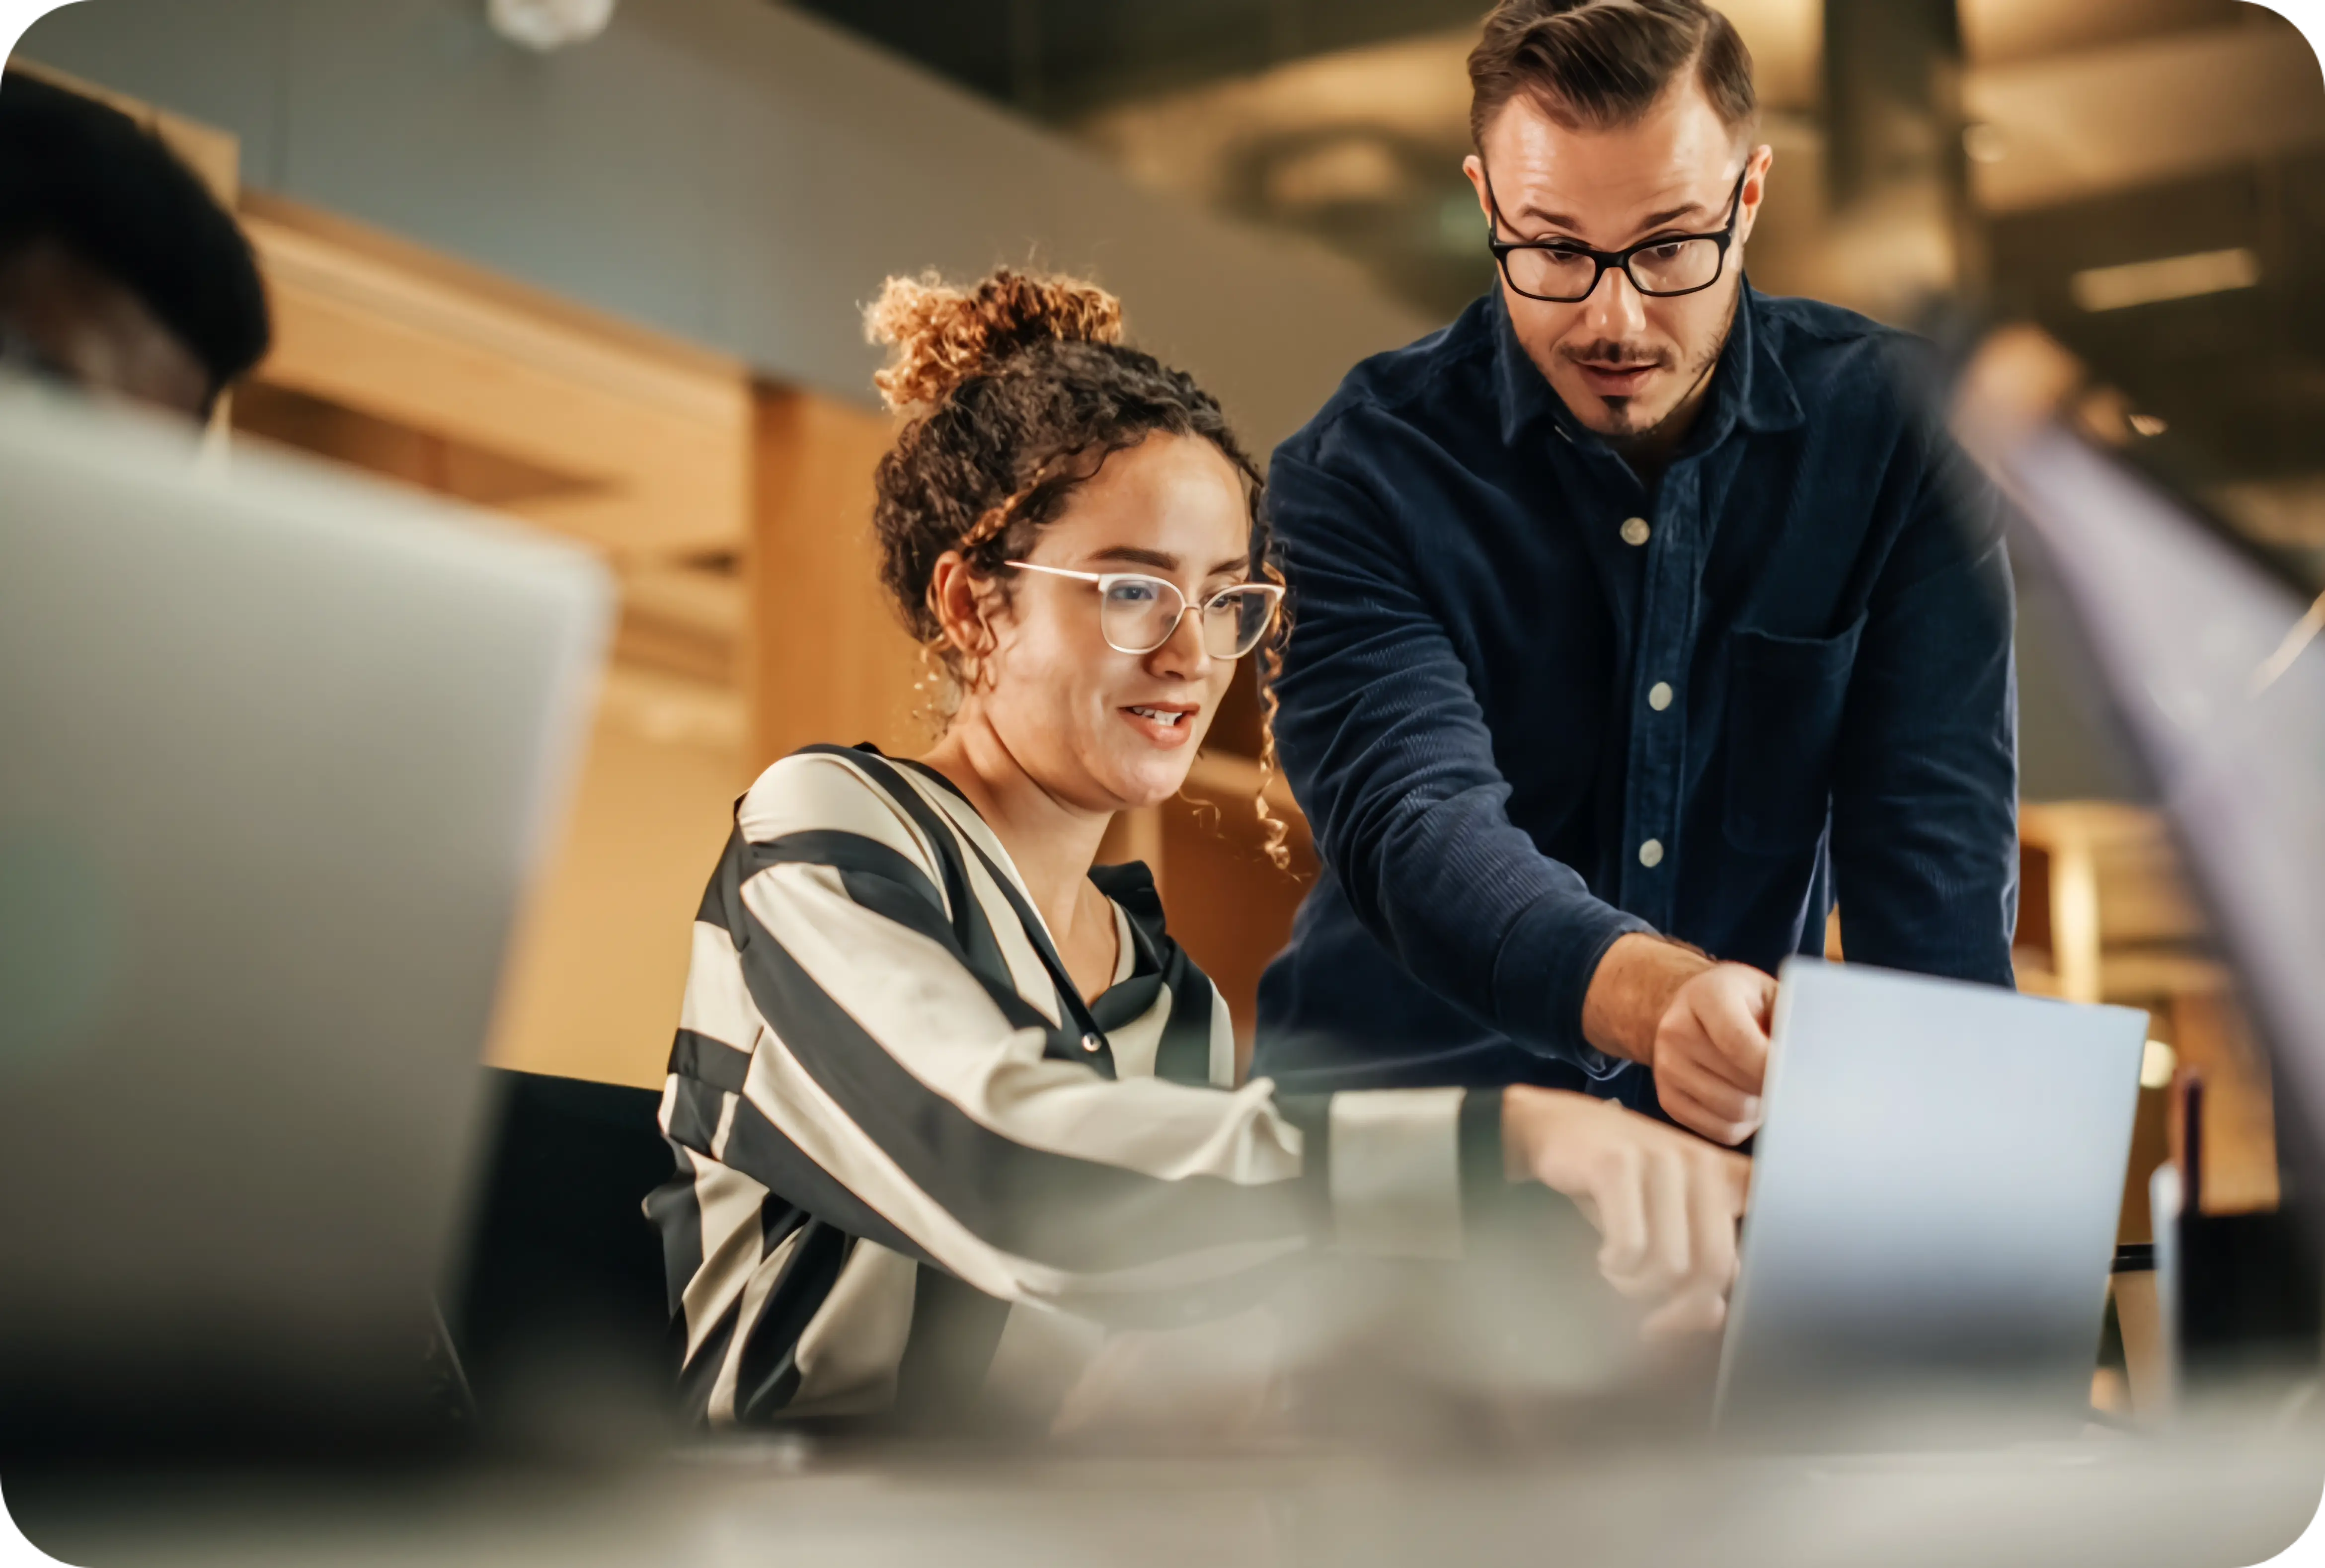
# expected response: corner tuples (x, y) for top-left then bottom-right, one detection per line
(1828, 428), (2020, 986)
(1267, 440), (1650, 1070)
(1583, 935), (1776, 1146)
(1270, 431), (1786, 1144)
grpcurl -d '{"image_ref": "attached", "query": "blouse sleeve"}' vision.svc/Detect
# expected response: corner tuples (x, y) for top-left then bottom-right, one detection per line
(659, 753), (1503, 1322)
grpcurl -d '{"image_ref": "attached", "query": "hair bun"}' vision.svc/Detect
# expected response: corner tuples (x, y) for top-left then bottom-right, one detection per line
(865, 267), (1124, 412)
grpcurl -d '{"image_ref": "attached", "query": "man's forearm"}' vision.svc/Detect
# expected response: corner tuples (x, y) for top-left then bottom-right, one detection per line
(1580, 933), (1714, 1064)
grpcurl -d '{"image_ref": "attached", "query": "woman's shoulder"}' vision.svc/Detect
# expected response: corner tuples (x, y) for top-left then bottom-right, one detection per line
(735, 746), (949, 877)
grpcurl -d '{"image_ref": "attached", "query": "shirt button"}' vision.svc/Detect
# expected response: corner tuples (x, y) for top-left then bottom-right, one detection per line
(1620, 516), (1651, 547)
(1081, 1033), (1103, 1053)
(1638, 838), (1665, 868)
(1647, 681), (1674, 711)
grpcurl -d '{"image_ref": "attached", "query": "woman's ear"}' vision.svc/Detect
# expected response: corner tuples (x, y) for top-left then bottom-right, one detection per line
(927, 550), (999, 674)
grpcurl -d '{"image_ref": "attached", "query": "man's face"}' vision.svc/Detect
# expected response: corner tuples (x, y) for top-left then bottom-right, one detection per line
(1464, 83), (1771, 447)
(0, 235), (210, 417)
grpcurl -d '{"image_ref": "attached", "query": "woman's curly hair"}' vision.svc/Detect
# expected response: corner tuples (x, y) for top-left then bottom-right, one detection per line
(864, 266), (1293, 870)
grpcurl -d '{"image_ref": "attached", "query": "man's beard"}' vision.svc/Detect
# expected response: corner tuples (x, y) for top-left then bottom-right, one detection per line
(1565, 287), (1740, 451)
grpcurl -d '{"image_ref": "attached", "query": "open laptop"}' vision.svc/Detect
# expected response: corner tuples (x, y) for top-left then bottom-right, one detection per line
(0, 384), (611, 1449)
(1714, 958), (2148, 1432)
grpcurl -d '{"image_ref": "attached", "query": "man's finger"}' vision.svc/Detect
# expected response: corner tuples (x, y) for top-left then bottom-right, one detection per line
(1654, 1079), (1718, 1142)
(1657, 1079), (1757, 1148)
(1699, 979), (1772, 1088)
(1659, 1053), (1762, 1130)
(1664, 1010), (1761, 1095)
(1656, 1084), (1741, 1147)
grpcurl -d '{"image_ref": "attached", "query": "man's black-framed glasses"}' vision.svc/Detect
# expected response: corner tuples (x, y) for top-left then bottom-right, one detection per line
(1483, 165), (1748, 303)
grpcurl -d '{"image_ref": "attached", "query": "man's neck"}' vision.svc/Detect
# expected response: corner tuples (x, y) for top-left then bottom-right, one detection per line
(1604, 405), (1699, 490)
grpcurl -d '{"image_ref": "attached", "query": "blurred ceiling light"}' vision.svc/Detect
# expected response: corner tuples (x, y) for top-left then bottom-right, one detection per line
(1964, 21), (2325, 213)
(2070, 247), (2259, 312)
(2128, 412), (2168, 437)
(1261, 137), (1408, 211)
(486, 0), (618, 51)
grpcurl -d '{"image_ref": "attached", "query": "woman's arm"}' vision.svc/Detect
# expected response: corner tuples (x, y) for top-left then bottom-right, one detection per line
(665, 754), (1743, 1325)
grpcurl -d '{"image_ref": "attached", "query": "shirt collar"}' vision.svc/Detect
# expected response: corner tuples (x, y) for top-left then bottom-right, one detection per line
(1489, 280), (1805, 454)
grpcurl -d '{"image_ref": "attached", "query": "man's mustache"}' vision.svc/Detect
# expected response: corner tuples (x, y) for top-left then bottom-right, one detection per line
(1559, 341), (1674, 370)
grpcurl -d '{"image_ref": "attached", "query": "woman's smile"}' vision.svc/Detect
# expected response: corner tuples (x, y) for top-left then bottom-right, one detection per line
(1121, 699), (1199, 748)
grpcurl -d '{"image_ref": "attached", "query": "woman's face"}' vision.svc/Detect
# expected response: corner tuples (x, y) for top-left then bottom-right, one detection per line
(965, 432), (1255, 813)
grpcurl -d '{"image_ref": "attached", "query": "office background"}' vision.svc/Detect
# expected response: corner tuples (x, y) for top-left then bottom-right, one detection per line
(13, 0), (2319, 1221)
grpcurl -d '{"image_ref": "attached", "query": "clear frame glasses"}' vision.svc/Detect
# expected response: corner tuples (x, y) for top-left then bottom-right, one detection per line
(1006, 561), (1284, 659)
(1483, 165), (1748, 303)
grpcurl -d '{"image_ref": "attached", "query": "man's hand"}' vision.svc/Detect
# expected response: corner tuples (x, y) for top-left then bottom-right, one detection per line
(1502, 1085), (1752, 1337)
(1582, 934), (1778, 1146)
(1649, 963), (1778, 1145)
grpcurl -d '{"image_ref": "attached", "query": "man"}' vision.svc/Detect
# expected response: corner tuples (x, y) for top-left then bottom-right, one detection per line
(0, 70), (269, 418)
(1252, 0), (2016, 1148)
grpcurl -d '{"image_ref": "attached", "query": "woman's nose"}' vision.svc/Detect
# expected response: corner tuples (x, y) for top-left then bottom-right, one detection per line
(1147, 603), (1212, 678)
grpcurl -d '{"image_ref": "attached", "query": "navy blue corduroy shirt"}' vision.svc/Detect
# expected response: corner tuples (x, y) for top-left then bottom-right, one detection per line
(1251, 283), (2018, 1100)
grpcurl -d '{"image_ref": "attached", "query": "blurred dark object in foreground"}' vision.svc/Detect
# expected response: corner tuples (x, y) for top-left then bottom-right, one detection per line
(2180, 1207), (2321, 1376)
(2172, 1076), (2322, 1380)
(450, 1069), (677, 1449)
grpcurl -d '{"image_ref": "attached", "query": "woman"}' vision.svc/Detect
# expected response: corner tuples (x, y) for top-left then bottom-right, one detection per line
(647, 267), (1748, 1427)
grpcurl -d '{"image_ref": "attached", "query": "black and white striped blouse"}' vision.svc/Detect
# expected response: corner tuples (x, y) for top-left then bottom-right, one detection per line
(646, 744), (1502, 1426)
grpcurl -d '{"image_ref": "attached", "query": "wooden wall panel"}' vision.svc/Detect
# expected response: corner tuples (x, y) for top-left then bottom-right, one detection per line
(241, 196), (751, 562)
(749, 388), (925, 771)
(485, 668), (744, 1089)
(222, 196), (758, 1091)
(1164, 752), (1315, 1073)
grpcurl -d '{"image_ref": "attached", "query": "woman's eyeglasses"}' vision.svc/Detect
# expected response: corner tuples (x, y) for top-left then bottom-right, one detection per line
(1006, 561), (1284, 659)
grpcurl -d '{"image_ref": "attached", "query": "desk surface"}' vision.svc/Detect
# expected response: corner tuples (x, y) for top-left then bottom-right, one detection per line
(12, 1421), (2324, 1568)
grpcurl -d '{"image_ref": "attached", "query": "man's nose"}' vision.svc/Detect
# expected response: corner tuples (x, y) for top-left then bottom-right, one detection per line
(1581, 262), (1649, 342)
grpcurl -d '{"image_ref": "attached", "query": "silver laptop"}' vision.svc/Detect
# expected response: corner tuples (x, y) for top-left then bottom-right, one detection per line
(1714, 958), (2147, 1431)
(0, 384), (611, 1443)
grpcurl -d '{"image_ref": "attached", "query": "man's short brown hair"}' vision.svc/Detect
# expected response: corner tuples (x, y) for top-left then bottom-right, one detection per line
(1468, 0), (1757, 147)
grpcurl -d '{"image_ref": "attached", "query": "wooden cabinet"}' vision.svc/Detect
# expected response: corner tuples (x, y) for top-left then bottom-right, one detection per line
(746, 389), (922, 768)
(2017, 801), (2275, 1218)
(222, 196), (758, 1091)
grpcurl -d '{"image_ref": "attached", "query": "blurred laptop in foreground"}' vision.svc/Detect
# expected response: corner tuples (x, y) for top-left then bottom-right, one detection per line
(0, 382), (610, 1455)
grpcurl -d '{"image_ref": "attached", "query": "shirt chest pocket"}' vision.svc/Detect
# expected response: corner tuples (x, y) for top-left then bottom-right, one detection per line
(1720, 616), (1865, 856)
